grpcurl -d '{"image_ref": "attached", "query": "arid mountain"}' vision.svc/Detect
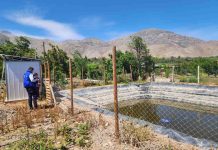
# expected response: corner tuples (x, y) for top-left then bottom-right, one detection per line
(1, 29), (218, 58)
(0, 32), (9, 44)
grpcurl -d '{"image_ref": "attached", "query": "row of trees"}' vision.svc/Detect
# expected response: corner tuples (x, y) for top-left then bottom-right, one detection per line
(1, 36), (218, 85)
(41, 36), (155, 85)
(155, 57), (218, 77)
(0, 37), (36, 76)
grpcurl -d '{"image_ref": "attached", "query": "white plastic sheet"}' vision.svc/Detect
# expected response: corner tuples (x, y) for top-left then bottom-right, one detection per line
(5, 61), (41, 101)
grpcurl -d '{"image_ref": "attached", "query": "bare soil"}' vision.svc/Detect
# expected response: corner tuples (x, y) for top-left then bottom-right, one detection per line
(0, 100), (203, 150)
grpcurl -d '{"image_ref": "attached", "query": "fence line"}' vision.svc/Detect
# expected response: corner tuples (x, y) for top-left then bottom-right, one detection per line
(39, 46), (218, 148)
(112, 46), (120, 141)
(69, 58), (74, 115)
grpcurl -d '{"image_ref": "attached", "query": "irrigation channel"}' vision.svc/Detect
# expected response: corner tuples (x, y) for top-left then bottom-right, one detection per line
(58, 82), (218, 148)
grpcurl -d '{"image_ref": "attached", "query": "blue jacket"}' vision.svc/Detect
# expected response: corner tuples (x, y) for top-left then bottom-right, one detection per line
(23, 70), (34, 88)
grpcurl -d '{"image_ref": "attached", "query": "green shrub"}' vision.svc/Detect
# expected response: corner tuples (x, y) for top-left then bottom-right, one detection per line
(8, 130), (55, 150)
(74, 122), (91, 147)
(57, 124), (73, 144)
(189, 76), (198, 83)
(117, 75), (131, 83)
(165, 68), (171, 78)
(179, 76), (197, 83)
(179, 76), (187, 82)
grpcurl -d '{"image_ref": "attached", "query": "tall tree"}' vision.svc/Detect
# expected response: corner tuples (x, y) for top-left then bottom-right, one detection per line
(42, 44), (69, 85)
(72, 51), (88, 79)
(0, 37), (36, 57)
(129, 36), (153, 79)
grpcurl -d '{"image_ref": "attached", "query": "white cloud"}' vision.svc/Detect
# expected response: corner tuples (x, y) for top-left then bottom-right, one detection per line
(79, 16), (115, 29)
(5, 12), (84, 41)
(172, 26), (218, 41)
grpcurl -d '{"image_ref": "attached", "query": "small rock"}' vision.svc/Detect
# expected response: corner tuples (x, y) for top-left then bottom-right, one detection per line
(105, 122), (109, 127)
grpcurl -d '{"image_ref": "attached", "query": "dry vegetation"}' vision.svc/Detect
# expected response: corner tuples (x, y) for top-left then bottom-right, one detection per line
(0, 102), (95, 149)
(0, 100), (212, 150)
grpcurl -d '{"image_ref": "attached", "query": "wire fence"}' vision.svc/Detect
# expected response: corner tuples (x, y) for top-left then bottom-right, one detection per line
(45, 47), (218, 147)
(64, 47), (218, 149)
(154, 64), (218, 86)
(1, 47), (218, 149)
(115, 84), (218, 145)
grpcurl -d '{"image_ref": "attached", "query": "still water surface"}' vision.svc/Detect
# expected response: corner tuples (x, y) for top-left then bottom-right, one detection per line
(117, 100), (218, 142)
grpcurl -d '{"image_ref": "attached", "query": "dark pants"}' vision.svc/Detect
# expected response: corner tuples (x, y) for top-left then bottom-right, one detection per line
(34, 87), (39, 99)
(26, 87), (38, 109)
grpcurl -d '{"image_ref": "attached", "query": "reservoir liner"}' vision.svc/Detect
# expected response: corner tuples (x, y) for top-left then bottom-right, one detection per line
(59, 82), (218, 149)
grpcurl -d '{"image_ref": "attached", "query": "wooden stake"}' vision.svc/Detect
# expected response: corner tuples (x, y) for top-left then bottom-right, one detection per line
(112, 46), (120, 141)
(104, 65), (106, 85)
(172, 66), (175, 83)
(69, 58), (74, 115)
(130, 65), (133, 81)
(198, 65), (200, 84)
(43, 42), (46, 59)
(81, 67), (84, 80)
(47, 61), (51, 84)
(50, 84), (57, 106)
(40, 64), (43, 100)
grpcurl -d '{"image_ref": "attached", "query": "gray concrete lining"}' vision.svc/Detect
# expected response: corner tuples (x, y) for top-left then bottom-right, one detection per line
(58, 82), (218, 149)
(60, 82), (218, 108)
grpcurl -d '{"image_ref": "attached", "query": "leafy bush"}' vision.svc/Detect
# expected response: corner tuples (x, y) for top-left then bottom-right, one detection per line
(57, 124), (73, 144)
(117, 74), (131, 83)
(179, 76), (197, 83)
(75, 122), (91, 147)
(8, 129), (55, 150)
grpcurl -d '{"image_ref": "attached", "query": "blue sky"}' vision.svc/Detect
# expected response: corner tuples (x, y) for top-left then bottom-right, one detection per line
(0, 0), (218, 41)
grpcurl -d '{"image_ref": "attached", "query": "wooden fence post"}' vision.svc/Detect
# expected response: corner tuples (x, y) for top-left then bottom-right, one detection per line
(47, 61), (51, 84)
(130, 65), (133, 81)
(112, 46), (120, 142)
(198, 65), (200, 84)
(172, 66), (175, 82)
(40, 64), (43, 100)
(104, 65), (107, 85)
(69, 58), (74, 115)
(43, 41), (46, 59)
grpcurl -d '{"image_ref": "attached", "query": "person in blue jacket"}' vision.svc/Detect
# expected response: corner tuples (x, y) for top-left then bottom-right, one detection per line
(23, 67), (38, 109)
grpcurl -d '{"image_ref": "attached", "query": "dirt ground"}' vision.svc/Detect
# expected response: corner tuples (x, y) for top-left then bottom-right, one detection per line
(0, 100), (209, 150)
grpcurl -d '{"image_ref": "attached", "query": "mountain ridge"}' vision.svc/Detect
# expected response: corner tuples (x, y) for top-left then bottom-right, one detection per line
(1, 28), (218, 58)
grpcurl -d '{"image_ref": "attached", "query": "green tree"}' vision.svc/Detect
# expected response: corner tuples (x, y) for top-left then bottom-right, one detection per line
(42, 44), (69, 86)
(129, 36), (154, 79)
(0, 37), (36, 57)
(0, 37), (36, 77)
(72, 51), (88, 79)
(87, 62), (102, 79)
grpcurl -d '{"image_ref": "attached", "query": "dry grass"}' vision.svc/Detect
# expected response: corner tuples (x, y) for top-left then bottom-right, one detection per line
(201, 76), (218, 85)
(0, 103), (61, 134)
(1, 101), (214, 150)
(0, 103), (99, 149)
(121, 121), (153, 147)
(0, 83), (6, 103)
(120, 121), (202, 150)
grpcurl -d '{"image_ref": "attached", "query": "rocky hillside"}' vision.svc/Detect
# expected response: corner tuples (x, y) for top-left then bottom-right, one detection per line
(1, 29), (218, 58)
(0, 32), (9, 44)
